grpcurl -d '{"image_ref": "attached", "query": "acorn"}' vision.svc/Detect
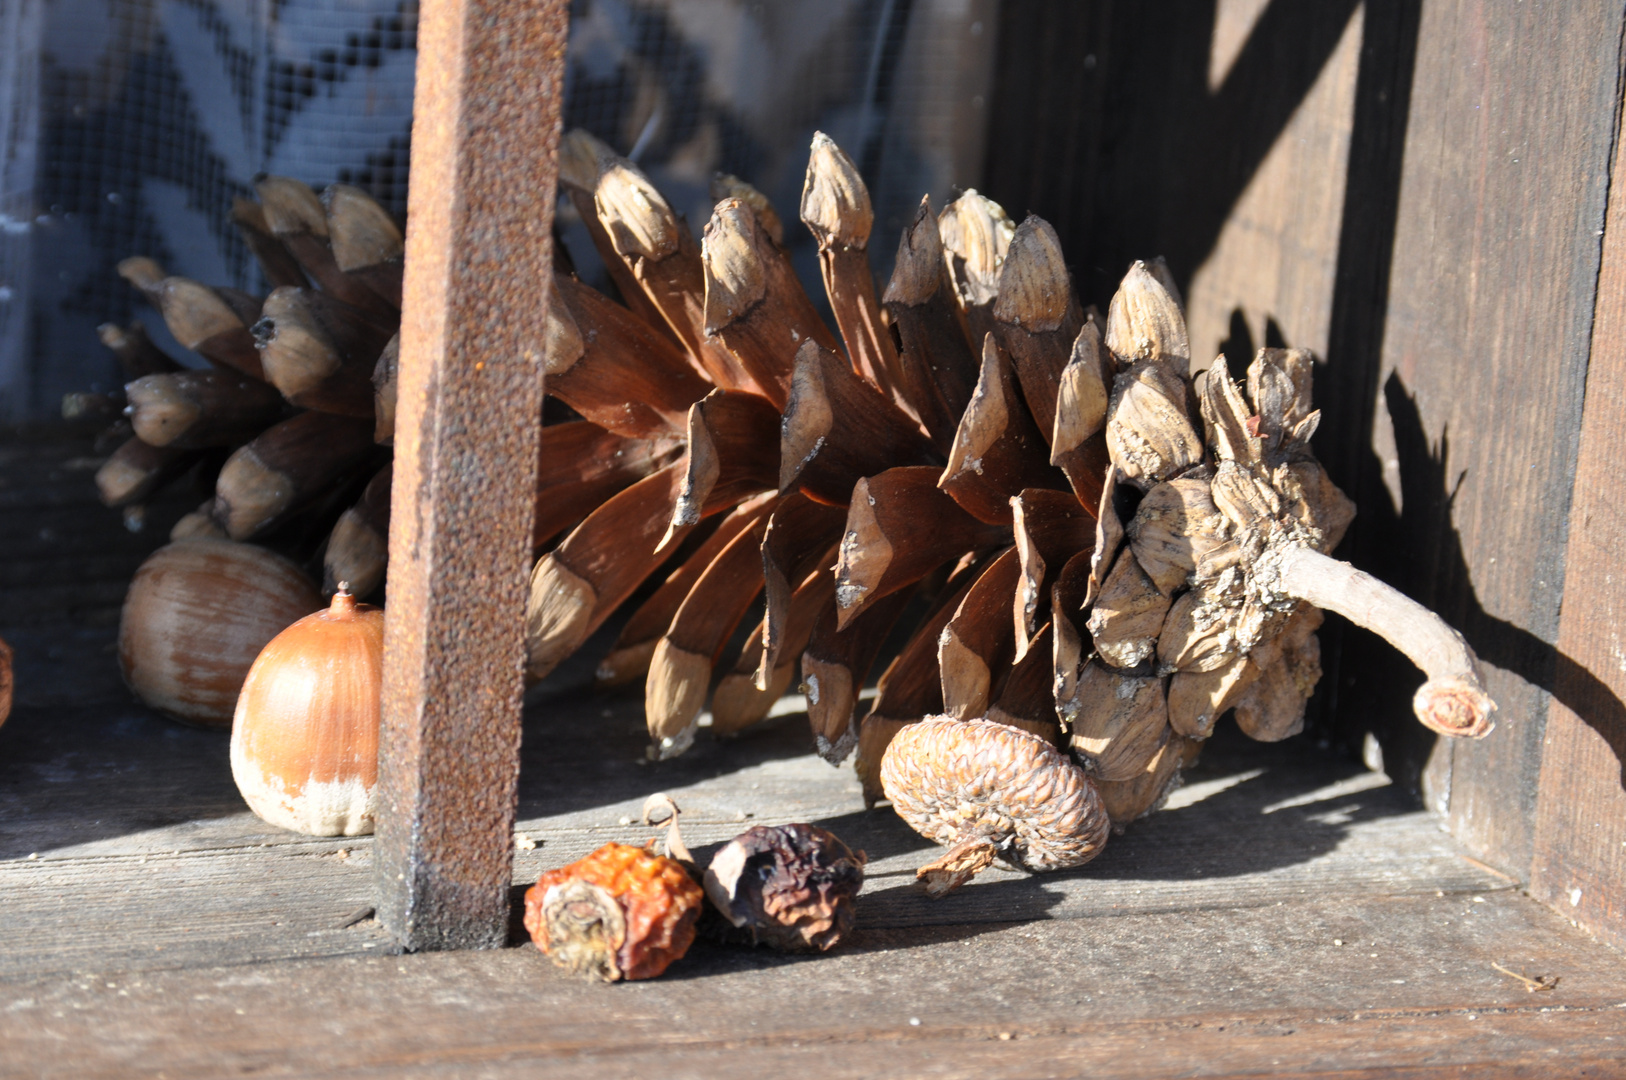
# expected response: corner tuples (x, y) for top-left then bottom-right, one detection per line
(229, 584), (384, 836)
(523, 842), (704, 982)
(119, 539), (323, 727)
(703, 823), (866, 952)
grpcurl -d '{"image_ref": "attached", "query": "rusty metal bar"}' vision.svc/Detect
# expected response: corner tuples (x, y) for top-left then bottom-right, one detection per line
(374, 0), (567, 951)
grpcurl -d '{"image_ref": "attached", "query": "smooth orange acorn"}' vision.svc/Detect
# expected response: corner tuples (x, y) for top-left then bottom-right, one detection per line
(229, 583), (383, 836)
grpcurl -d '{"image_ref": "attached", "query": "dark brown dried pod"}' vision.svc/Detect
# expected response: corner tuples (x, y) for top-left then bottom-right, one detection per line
(703, 823), (866, 952)
(881, 716), (1109, 896)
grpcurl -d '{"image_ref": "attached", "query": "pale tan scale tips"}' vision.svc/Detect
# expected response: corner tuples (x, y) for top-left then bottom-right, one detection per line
(158, 279), (247, 348)
(938, 190), (1015, 307)
(701, 199), (767, 332)
(992, 216), (1071, 332)
(543, 281), (586, 376)
(117, 257), (167, 292)
(323, 185), (403, 271)
(255, 176), (329, 238)
(882, 197), (943, 307)
(1105, 260), (1189, 368)
(880, 716), (1109, 877)
(560, 129), (615, 192)
(800, 131), (872, 249)
(525, 557), (597, 682)
(711, 173), (784, 246)
(595, 158), (681, 260)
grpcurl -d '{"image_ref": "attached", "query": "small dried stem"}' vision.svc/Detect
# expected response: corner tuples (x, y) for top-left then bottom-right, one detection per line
(1274, 545), (1495, 738)
(642, 793), (692, 864)
(917, 836), (997, 898)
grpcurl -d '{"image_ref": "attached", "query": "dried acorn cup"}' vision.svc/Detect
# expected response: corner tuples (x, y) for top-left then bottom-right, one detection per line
(881, 716), (1110, 896)
(523, 795), (704, 982)
(703, 824), (866, 951)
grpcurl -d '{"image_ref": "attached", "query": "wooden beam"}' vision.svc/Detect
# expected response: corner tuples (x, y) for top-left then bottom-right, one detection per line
(1529, 64), (1626, 951)
(374, 0), (568, 951)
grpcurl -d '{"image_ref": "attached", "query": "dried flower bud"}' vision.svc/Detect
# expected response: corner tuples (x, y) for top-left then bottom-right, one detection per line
(703, 824), (866, 952)
(523, 842), (704, 982)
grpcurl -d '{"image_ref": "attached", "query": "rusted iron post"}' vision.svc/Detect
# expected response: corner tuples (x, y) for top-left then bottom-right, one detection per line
(374, 0), (567, 951)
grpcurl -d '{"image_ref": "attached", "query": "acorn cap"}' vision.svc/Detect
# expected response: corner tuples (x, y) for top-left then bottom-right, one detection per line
(880, 716), (1109, 897)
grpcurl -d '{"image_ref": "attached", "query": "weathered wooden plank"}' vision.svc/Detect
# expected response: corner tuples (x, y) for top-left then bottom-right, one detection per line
(1528, 63), (1626, 952)
(0, 646), (1512, 981)
(1339, 0), (1624, 876)
(4, 892), (1622, 1080)
(375, 0), (568, 952)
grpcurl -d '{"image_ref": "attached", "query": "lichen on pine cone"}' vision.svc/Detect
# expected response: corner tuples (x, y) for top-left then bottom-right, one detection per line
(524, 842), (704, 982)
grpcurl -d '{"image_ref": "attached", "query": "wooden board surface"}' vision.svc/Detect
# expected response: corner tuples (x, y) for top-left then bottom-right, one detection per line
(0, 625), (1514, 981)
(4, 426), (1626, 1076)
(4, 892), (1623, 1079)
(1529, 36), (1626, 953)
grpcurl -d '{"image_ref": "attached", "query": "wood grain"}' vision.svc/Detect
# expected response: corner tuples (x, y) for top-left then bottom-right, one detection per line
(1346, 0), (1623, 876)
(1529, 62), (1626, 952)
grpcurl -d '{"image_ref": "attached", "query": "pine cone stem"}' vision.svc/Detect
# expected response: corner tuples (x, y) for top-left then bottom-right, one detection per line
(1274, 545), (1496, 738)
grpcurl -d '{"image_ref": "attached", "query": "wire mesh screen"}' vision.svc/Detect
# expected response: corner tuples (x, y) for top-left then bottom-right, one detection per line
(1, 0), (994, 421)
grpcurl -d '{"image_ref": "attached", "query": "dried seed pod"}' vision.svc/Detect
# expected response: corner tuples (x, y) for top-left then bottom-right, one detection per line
(95, 436), (200, 508)
(523, 842), (703, 982)
(1232, 604), (1323, 742)
(1085, 547), (1172, 669)
(230, 586), (383, 836)
(703, 824), (866, 952)
(119, 539), (323, 727)
(881, 716), (1109, 896)
(124, 370), (286, 449)
(800, 132), (898, 395)
(322, 464), (392, 598)
(1105, 357), (1203, 491)
(98, 320), (183, 380)
(1167, 655), (1258, 740)
(118, 259), (266, 379)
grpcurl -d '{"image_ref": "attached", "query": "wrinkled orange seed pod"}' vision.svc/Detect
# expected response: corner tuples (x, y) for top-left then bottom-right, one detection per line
(524, 842), (704, 982)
